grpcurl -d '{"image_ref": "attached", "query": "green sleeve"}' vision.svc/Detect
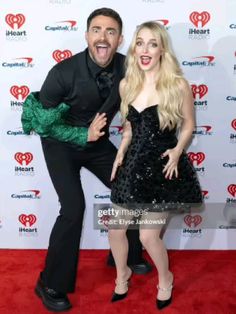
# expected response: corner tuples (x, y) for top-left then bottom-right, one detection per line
(21, 92), (88, 147)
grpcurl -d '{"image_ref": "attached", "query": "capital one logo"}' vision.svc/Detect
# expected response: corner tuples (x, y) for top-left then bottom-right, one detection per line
(5, 14), (25, 29)
(10, 85), (30, 100)
(57, 20), (77, 27)
(231, 119), (236, 131)
(228, 184), (236, 197)
(14, 152), (33, 165)
(188, 152), (205, 166)
(191, 84), (208, 99)
(194, 125), (212, 132)
(202, 190), (209, 198)
(18, 214), (36, 227)
(110, 125), (123, 136)
(155, 19), (169, 26)
(189, 11), (211, 28)
(15, 57), (33, 64)
(52, 50), (72, 63)
(194, 56), (215, 63)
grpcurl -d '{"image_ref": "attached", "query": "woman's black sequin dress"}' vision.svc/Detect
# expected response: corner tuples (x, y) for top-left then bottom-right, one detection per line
(111, 105), (203, 211)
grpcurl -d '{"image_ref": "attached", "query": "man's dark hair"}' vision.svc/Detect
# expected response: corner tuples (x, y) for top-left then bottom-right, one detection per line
(87, 7), (123, 34)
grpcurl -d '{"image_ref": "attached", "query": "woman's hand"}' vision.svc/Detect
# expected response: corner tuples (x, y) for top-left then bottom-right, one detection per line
(162, 147), (182, 179)
(111, 152), (124, 181)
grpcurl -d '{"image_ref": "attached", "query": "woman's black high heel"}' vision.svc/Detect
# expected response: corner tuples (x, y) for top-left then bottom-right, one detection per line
(111, 268), (132, 302)
(156, 283), (173, 310)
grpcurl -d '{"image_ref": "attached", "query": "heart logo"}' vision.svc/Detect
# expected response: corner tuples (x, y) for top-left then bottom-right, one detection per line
(100, 215), (111, 228)
(191, 84), (208, 99)
(19, 214), (37, 227)
(189, 11), (210, 28)
(187, 152), (205, 165)
(228, 184), (236, 197)
(231, 119), (236, 131)
(5, 13), (25, 29)
(52, 50), (72, 63)
(10, 85), (30, 100)
(14, 152), (33, 166)
(184, 215), (202, 227)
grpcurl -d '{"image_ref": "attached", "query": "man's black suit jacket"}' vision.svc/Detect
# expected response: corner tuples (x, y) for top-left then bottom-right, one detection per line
(39, 49), (125, 133)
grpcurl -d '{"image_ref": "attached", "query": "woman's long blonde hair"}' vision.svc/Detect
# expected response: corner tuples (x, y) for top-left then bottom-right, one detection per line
(121, 21), (185, 130)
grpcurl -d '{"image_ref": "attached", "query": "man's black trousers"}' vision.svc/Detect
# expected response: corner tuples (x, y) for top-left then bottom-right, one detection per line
(40, 137), (143, 293)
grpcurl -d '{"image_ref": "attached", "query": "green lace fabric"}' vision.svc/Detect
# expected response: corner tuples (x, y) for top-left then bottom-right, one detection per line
(21, 92), (88, 147)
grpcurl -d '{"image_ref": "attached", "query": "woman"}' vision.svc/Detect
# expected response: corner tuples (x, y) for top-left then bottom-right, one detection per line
(109, 21), (202, 309)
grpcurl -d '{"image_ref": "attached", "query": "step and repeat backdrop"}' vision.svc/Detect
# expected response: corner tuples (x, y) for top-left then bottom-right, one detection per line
(0, 0), (236, 249)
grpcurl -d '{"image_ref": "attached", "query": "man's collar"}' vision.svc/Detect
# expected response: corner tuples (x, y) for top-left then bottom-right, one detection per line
(86, 49), (115, 79)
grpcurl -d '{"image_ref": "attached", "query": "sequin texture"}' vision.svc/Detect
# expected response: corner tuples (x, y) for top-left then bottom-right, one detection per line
(111, 105), (203, 211)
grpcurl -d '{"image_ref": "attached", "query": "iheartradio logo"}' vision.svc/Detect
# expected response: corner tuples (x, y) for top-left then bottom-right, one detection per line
(5, 14), (25, 29)
(184, 215), (202, 227)
(10, 85), (30, 100)
(189, 11), (210, 28)
(228, 184), (236, 197)
(188, 152), (205, 165)
(52, 50), (72, 63)
(191, 84), (208, 99)
(100, 215), (110, 228)
(14, 152), (33, 166)
(231, 119), (236, 131)
(18, 214), (36, 227)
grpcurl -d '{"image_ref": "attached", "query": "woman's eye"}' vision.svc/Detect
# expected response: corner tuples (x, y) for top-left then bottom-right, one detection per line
(136, 41), (142, 46)
(151, 43), (158, 47)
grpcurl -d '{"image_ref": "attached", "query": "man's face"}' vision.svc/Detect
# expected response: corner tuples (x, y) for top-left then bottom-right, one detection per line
(85, 15), (123, 67)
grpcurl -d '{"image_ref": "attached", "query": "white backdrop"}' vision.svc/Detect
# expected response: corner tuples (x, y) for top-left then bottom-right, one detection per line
(0, 0), (236, 249)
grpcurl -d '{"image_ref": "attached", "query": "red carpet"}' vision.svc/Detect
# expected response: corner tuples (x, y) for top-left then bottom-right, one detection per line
(0, 249), (236, 314)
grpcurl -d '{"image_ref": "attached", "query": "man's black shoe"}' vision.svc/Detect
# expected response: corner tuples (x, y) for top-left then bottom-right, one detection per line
(35, 275), (72, 312)
(128, 259), (152, 275)
(107, 256), (152, 275)
(107, 254), (116, 267)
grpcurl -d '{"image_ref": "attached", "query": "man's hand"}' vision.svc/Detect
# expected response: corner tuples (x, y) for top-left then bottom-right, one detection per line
(87, 113), (107, 142)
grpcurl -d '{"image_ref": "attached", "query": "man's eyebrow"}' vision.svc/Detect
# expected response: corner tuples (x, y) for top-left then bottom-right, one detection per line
(91, 26), (117, 31)
(106, 27), (117, 31)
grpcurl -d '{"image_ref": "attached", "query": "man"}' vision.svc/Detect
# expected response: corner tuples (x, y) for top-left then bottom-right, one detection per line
(30, 8), (151, 312)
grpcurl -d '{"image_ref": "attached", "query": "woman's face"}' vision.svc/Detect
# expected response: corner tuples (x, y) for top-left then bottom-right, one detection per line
(134, 27), (163, 72)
